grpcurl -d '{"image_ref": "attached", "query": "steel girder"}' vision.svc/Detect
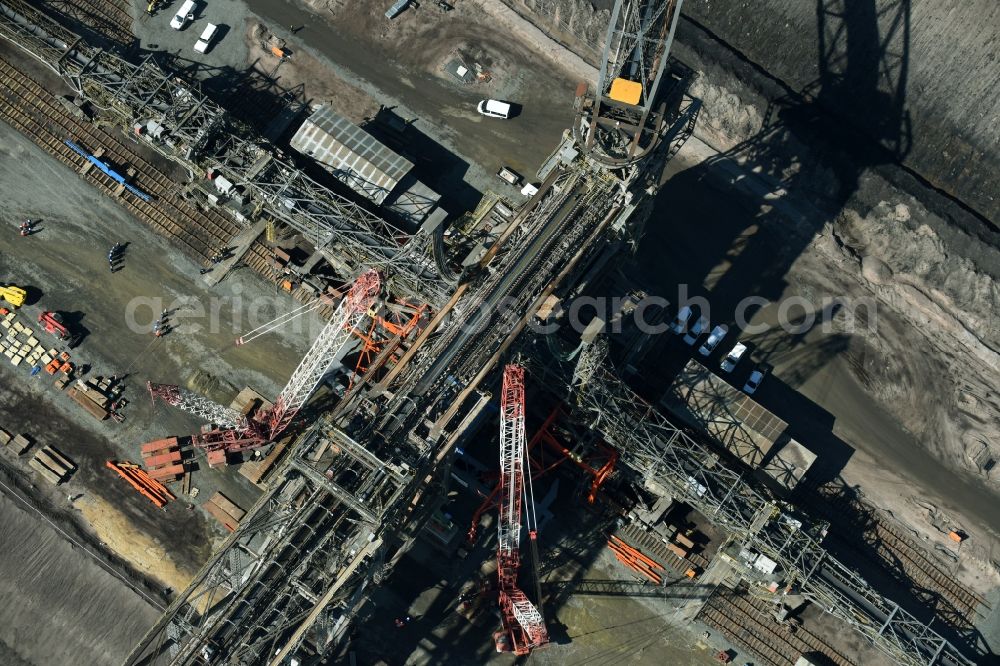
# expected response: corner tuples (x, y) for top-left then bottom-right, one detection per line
(556, 361), (970, 666)
(219, 153), (451, 306)
(598, 0), (679, 111)
(147, 382), (247, 430)
(124, 481), (310, 666)
(124, 425), (410, 666)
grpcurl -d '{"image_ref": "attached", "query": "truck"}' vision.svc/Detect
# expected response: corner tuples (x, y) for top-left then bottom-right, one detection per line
(39, 311), (78, 347)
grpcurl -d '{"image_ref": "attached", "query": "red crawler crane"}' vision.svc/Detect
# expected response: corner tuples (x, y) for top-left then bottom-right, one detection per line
(494, 364), (548, 655)
(147, 270), (380, 453)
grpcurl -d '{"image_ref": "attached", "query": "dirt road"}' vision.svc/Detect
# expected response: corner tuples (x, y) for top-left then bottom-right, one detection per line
(242, 0), (578, 182)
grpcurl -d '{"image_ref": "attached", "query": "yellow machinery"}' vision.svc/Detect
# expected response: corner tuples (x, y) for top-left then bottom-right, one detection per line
(0, 285), (26, 308)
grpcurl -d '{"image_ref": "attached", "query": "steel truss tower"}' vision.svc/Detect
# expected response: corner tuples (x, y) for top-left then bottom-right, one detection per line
(577, 0), (685, 166)
(148, 270), (380, 452)
(496, 364), (547, 654)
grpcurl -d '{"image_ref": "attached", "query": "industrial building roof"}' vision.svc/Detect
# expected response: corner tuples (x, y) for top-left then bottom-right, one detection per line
(290, 106), (414, 205)
(761, 438), (817, 493)
(661, 359), (788, 468)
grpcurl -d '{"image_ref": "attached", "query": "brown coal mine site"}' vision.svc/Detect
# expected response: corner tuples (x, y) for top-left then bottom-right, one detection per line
(0, 0), (996, 665)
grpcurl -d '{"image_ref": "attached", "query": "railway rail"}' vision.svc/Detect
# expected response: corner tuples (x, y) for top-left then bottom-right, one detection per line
(46, 0), (134, 47)
(806, 481), (987, 630)
(0, 53), (326, 306)
(699, 584), (855, 666)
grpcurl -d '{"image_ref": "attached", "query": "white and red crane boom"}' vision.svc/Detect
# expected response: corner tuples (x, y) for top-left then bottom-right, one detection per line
(147, 270), (380, 452)
(264, 270), (380, 440)
(495, 363), (548, 655)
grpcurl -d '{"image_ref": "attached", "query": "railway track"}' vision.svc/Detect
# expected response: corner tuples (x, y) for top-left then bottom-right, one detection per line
(698, 584), (855, 666)
(807, 481), (987, 629)
(45, 0), (133, 47)
(0, 54), (327, 307)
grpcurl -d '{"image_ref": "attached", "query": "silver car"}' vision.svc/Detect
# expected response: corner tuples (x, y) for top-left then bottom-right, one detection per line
(743, 365), (769, 394)
(683, 316), (709, 345)
(669, 306), (692, 335)
(698, 324), (728, 356)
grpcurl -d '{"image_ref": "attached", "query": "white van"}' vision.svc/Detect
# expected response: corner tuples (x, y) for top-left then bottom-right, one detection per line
(720, 341), (748, 373)
(476, 99), (511, 119)
(194, 23), (218, 53)
(170, 0), (195, 29)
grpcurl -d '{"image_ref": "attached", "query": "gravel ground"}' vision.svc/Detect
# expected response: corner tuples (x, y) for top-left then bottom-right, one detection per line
(0, 118), (322, 662)
(0, 489), (159, 665)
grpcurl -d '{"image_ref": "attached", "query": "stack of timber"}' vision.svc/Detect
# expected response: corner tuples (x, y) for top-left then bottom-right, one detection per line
(106, 460), (175, 508)
(0, 311), (61, 371)
(67, 379), (110, 420)
(6, 432), (33, 455)
(29, 446), (76, 484)
(141, 437), (184, 482)
(203, 492), (245, 531)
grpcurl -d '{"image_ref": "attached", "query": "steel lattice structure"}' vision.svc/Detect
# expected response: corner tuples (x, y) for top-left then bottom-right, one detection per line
(124, 423), (412, 666)
(0, 0), (452, 306)
(577, 0), (685, 165)
(540, 358), (971, 666)
(496, 364), (548, 654)
(265, 270), (380, 438)
(147, 382), (247, 430)
(149, 270), (380, 454)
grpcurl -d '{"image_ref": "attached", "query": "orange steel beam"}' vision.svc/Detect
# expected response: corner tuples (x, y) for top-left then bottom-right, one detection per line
(107, 461), (169, 507)
(609, 535), (665, 571)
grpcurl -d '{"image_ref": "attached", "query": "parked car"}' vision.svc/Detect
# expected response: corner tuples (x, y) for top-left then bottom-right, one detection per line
(720, 342), (747, 373)
(669, 306), (692, 335)
(698, 324), (728, 356)
(170, 0), (195, 29)
(194, 23), (218, 53)
(743, 364), (770, 395)
(683, 316), (709, 345)
(477, 99), (512, 119)
(385, 0), (410, 19)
